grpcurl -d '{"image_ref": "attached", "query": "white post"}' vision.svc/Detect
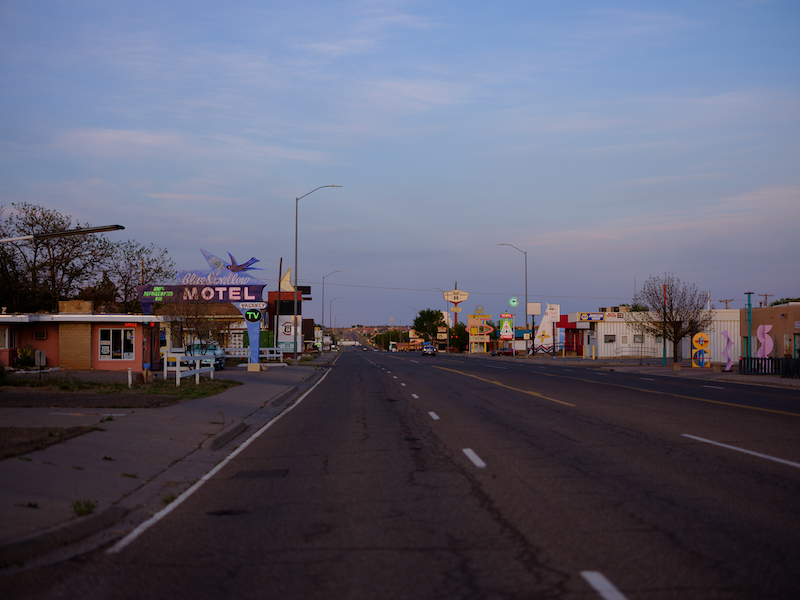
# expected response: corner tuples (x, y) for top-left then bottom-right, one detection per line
(127, 368), (132, 388)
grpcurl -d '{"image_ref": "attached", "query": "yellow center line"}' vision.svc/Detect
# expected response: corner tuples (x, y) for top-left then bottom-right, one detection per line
(432, 366), (577, 407)
(534, 371), (800, 418)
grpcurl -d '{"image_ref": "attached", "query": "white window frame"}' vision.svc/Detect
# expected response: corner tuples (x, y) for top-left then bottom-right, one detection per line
(99, 328), (135, 361)
(0, 328), (16, 349)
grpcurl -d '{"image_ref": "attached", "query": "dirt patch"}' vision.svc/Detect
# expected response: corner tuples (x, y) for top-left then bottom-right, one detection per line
(1, 426), (97, 460)
(0, 387), (182, 409)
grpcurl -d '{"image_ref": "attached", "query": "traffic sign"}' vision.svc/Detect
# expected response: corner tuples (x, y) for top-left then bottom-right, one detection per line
(509, 297), (519, 307)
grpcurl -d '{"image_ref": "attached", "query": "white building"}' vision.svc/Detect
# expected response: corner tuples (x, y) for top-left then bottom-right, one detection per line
(570, 309), (740, 363)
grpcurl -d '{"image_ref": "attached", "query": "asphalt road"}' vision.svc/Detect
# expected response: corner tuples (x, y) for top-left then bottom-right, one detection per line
(4, 348), (800, 599)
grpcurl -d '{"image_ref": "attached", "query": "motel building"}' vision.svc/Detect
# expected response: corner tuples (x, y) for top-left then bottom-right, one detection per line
(0, 301), (162, 373)
(557, 307), (742, 363)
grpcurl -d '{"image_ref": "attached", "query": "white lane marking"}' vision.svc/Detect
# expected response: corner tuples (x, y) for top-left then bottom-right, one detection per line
(486, 365), (508, 369)
(640, 377), (655, 381)
(703, 385), (724, 390)
(410, 360), (419, 364)
(401, 383), (406, 387)
(462, 448), (486, 468)
(393, 376), (398, 379)
(411, 394), (419, 399)
(581, 571), (629, 600)
(682, 434), (800, 469)
(108, 368), (333, 554)
(595, 373), (608, 376)
(429, 412), (440, 420)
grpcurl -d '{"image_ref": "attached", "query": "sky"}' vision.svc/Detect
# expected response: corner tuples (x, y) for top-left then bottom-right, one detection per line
(1, 0), (799, 328)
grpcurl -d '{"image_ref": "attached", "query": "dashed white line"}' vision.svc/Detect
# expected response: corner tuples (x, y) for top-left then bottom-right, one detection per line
(682, 434), (800, 469)
(703, 385), (724, 390)
(640, 377), (655, 381)
(411, 394), (419, 399)
(401, 383), (406, 387)
(428, 412), (440, 420)
(462, 448), (486, 468)
(581, 571), (629, 600)
(393, 376), (398, 379)
(486, 365), (508, 369)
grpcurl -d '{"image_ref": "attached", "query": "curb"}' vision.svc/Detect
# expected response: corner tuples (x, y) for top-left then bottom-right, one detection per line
(0, 505), (128, 567)
(208, 421), (249, 451)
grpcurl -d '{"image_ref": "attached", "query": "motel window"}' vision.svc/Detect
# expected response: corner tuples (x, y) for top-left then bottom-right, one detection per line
(634, 334), (644, 344)
(99, 328), (135, 361)
(604, 335), (616, 344)
(621, 336), (628, 344)
(0, 328), (16, 349)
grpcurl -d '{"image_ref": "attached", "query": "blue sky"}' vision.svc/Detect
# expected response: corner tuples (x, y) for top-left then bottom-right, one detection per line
(2, 0), (798, 327)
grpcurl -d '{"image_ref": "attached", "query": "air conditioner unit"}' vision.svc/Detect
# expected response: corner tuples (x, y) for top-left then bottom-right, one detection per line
(33, 331), (48, 340)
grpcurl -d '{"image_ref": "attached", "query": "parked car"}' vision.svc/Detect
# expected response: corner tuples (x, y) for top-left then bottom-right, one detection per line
(186, 342), (226, 370)
(422, 344), (437, 356)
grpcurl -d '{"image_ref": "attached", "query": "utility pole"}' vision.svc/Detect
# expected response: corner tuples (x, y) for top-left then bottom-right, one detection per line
(719, 299), (734, 309)
(759, 293), (774, 308)
(745, 292), (754, 358)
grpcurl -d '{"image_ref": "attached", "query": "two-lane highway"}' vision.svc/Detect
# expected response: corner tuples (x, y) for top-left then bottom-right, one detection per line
(7, 348), (800, 599)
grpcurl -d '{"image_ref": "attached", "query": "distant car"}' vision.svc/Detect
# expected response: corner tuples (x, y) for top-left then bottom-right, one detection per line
(422, 344), (437, 356)
(363, 346), (369, 351)
(186, 342), (226, 370)
(490, 348), (514, 356)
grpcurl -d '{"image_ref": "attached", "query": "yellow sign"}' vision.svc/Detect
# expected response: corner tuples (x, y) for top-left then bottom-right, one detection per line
(692, 332), (710, 350)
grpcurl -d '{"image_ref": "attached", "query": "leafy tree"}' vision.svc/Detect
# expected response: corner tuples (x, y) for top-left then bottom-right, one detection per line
(448, 322), (468, 352)
(625, 273), (715, 363)
(771, 297), (800, 306)
(412, 308), (446, 343)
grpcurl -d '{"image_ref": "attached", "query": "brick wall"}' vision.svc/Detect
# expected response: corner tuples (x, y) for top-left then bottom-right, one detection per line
(58, 300), (93, 314)
(58, 323), (92, 369)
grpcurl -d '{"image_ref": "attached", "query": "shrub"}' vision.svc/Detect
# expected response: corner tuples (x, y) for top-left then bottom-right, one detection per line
(16, 345), (36, 368)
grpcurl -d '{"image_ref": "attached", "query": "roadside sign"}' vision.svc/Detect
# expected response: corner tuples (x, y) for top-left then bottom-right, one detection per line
(244, 309), (263, 323)
(240, 302), (267, 309)
(509, 297), (519, 307)
(452, 307), (462, 313)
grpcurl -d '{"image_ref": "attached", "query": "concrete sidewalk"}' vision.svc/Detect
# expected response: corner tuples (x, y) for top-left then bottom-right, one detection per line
(0, 353), (338, 567)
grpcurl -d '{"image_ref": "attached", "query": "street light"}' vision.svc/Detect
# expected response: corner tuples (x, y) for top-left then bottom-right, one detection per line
(0, 224), (125, 244)
(294, 185), (342, 365)
(322, 270), (344, 351)
(329, 297), (342, 338)
(498, 243), (528, 354)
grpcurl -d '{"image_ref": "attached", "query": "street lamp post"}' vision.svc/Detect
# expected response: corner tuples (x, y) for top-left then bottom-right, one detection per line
(322, 270), (344, 351)
(329, 297), (342, 341)
(0, 224), (125, 244)
(498, 243), (528, 353)
(293, 185), (342, 365)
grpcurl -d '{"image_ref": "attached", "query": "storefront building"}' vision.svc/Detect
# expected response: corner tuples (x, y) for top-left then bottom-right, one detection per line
(0, 301), (162, 371)
(740, 302), (800, 358)
(559, 308), (741, 363)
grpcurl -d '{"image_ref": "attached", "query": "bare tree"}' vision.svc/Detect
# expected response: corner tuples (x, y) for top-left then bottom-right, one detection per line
(106, 240), (175, 313)
(0, 203), (115, 312)
(157, 297), (231, 352)
(625, 273), (715, 363)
